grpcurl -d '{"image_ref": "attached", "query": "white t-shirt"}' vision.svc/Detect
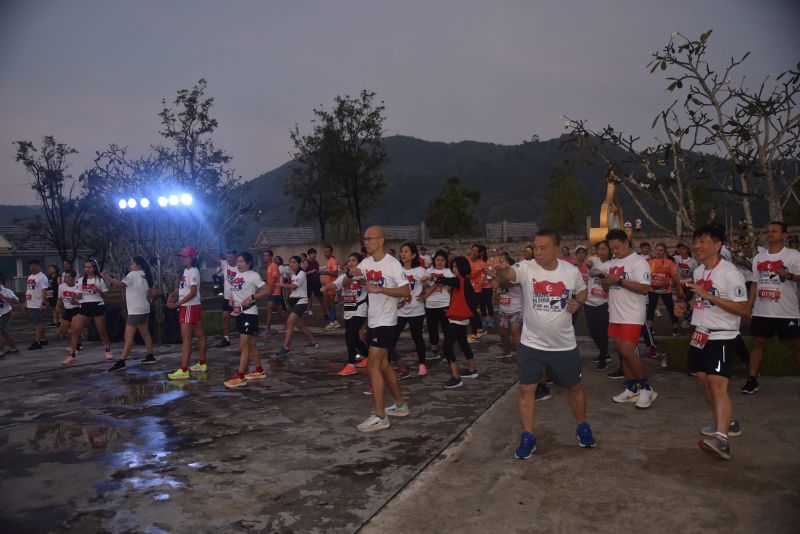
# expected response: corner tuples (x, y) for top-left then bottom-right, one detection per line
(358, 253), (408, 328)
(79, 276), (108, 304)
(289, 270), (309, 304)
(497, 283), (523, 314)
(178, 267), (201, 307)
(605, 252), (651, 325)
(229, 269), (265, 316)
(26, 272), (49, 309)
(424, 267), (454, 309)
(691, 260), (748, 340)
(513, 259), (586, 351)
(220, 260), (237, 300)
(673, 255), (698, 282)
(122, 271), (151, 315)
(279, 265), (291, 283)
(58, 283), (80, 310)
(333, 274), (368, 320)
(752, 247), (800, 319)
(398, 266), (427, 318)
(0, 286), (18, 316)
(586, 259), (609, 307)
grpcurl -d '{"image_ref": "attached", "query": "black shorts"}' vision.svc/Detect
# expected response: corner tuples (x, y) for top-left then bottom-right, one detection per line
(221, 299), (233, 312)
(750, 316), (800, 340)
(688, 337), (739, 378)
(368, 325), (397, 349)
(62, 308), (79, 322)
(236, 313), (259, 335)
(516, 344), (582, 387)
(307, 284), (323, 298)
(79, 302), (106, 317)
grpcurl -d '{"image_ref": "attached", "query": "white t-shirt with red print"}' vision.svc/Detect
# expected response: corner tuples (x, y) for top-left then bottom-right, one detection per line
(333, 274), (367, 320)
(691, 260), (748, 340)
(357, 254), (408, 328)
(398, 266), (427, 318)
(673, 254), (698, 282)
(752, 247), (800, 319)
(605, 252), (651, 325)
(512, 259), (586, 351)
(229, 269), (265, 316)
(25, 272), (49, 309)
(178, 267), (201, 306)
(220, 260), (237, 300)
(586, 259), (609, 307)
(57, 283), (80, 310)
(79, 276), (108, 304)
(0, 286), (18, 316)
(424, 268), (453, 309)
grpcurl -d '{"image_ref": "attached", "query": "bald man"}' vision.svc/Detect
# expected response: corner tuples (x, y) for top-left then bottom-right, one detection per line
(345, 226), (412, 432)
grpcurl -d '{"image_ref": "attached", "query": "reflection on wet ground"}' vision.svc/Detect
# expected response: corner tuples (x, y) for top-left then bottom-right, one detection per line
(0, 331), (520, 533)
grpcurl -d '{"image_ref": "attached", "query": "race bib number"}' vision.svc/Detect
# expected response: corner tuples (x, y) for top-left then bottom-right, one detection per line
(343, 294), (357, 303)
(651, 273), (667, 285)
(26, 294), (32, 300)
(757, 288), (780, 301)
(46, 290), (54, 298)
(690, 327), (710, 349)
(499, 296), (511, 306)
(590, 287), (608, 298)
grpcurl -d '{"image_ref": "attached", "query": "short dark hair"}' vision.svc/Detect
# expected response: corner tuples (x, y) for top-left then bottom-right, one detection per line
(307, 248), (317, 254)
(606, 229), (629, 243)
(534, 228), (561, 246)
(264, 249), (273, 257)
(639, 241), (651, 248)
(323, 244), (333, 252)
(767, 220), (787, 233)
(693, 224), (726, 243)
(29, 259), (41, 266)
(226, 249), (237, 255)
(238, 252), (254, 269)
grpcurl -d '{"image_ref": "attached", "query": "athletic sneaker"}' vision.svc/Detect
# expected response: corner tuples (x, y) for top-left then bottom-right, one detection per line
(62, 355), (76, 365)
(168, 368), (190, 380)
(612, 388), (639, 403)
(338, 363), (358, 376)
(189, 362), (208, 372)
(595, 359), (608, 371)
(28, 342), (43, 351)
(607, 368), (625, 379)
(741, 376), (759, 395)
(515, 432), (537, 460)
(357, 414), (390, 432)
(535, 385), (552, 401)
(245, 370), (267, 380)
(460, 368), (479, 379)
(467, 335), (478, 344)
(648, 346), (659, 358)
(444, 377), (463, 389)
(660, 355), (668, 369)
(362, 384), (374, 396)
(108, 360), (126, 373)
(397, 370), (412, 380)
(427, 350), (441, 361)
(496, 352), (513, 359)
(356, 357), (368, 368)
(276, 346), (290, 356)
(701, 419), (742, 437)
(216, 338), (232, 348)
(5, 348), (19, 355)
(386, 403), (410, 417)
(224, 377), (247, 388)
(141, 354), (157, 365)
(635, 388), (657, 409)
(699, 435), (731, 459)
(307, 310), (313, 316)
(475, 329), (487, 339)
(305, 342), (320, 349)
(323, 322), (336, 331)
(577, 422), (597, 448)
(332, 321), (341, 328)
(417, 363), (427, 376)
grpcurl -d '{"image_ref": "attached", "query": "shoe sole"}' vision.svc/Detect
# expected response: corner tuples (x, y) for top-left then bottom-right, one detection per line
(635, 391), (657, 409)
(741, 388), (759, 394)
(357, 422), (390, 432)
(698, 439), (731, 459)
(444, 382), (463, 389)
(461, 374), (479, 379)
(515, 444), (537, 460)
(245, 375), (267, 380)
(612, 395), (639, 403)
(595, 365), (608, 372)
(168, 375), (190, 380)
(386, 409), (410, 418)
(608, 375), (625, 380)
(577, 435), (597, 448)
(700, 428), (742, 438)
(142, 360), (157, 365)
(338, 371), (358, 376)
(535, 395), (552, 401)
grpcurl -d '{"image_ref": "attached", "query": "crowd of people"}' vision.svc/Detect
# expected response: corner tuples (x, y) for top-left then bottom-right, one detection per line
(0, 221), (798, 461)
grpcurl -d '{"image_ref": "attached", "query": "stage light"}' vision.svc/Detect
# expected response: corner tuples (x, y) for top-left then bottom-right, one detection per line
(168, 195), (179, 206)
(127, 198), (137, 208)
(180, 193), (193, 206)
(158, 196), (168, 207)
(118, 199), (127, 209)
(140, 198), (150, 208)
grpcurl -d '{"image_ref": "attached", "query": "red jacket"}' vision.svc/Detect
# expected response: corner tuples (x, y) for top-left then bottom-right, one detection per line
(446, 275), (475, 321)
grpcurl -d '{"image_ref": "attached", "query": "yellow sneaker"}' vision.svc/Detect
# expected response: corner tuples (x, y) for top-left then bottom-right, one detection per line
(168, 368), (191, 380)
(190, 362), (208, 372)
(467, 335), (478, 344)
(224, 377), (247, 388)
(244, 370), (266, 380)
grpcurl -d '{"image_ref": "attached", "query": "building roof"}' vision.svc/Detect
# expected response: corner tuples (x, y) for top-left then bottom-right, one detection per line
(0, 226), (91, 257)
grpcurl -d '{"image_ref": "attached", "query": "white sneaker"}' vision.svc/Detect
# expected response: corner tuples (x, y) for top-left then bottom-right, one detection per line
(612, 388), (639, 403)
(495, 352), (513, 359)
(333, 321), (341, 328)
(635, 388), (657, 409)
(357, 414), (390, 432)
(386, 403), (410, 417)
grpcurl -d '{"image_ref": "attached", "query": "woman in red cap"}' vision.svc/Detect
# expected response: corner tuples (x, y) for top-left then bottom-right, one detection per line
(167, 247), (207, 379)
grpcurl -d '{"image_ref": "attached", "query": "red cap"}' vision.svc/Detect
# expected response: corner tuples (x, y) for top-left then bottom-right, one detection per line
(176, 246), (198, 258)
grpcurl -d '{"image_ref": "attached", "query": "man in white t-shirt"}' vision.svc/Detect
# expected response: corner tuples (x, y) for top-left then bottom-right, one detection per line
(743, 221), (800, 394)
(494, 229), (595, 460)
(675, 224), (748, 460)
(603, 229), (657, 409)
(26, 259), (50, 350)
(345, 226), (411, 433)
(204, 248), (238, 347)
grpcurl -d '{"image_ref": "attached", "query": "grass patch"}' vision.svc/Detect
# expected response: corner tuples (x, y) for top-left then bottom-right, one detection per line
(660, 336), (799, 376)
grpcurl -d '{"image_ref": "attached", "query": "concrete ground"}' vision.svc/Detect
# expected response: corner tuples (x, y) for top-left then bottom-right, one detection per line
(1, 310), (798, 534)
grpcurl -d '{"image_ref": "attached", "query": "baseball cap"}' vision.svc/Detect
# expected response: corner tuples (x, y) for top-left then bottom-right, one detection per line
(575, 246), (588, 253)
(176, 246), (198, 258)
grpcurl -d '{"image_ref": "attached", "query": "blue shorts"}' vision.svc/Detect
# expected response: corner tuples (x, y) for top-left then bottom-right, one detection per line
(516, 344), (582, 387)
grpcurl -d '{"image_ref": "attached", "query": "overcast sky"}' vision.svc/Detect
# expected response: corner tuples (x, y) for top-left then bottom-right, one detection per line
(1, 0), (797, 205)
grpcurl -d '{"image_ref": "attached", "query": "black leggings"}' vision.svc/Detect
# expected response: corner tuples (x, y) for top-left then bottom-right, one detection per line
(647, 292), (678, 324)
(480, 288), (494, 317)
(394, 314), (427, 364)
(344, 315), (368, 364)
(425, 306), (448, 347)
(584, 303), (609, 358)
(444, 322), (473, 363)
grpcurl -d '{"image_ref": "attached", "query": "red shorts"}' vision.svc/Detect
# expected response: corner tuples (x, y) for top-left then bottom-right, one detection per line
(180, 304), (203, 324)
(608, 322), (641, 344)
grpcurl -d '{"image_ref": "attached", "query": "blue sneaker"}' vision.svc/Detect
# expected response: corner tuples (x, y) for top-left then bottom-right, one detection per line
(459, 368), (479, 379)
(444, 376), (463, 389)
(577, 421), (597, 448)
(535, 385), (552, 401)
(515, 432), (537, 459)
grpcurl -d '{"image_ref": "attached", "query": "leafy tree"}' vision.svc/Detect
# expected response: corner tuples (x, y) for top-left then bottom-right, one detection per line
(13, 136), (88, 262)
(425, 177), (480, 238)
(542, 163), (590, 234)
